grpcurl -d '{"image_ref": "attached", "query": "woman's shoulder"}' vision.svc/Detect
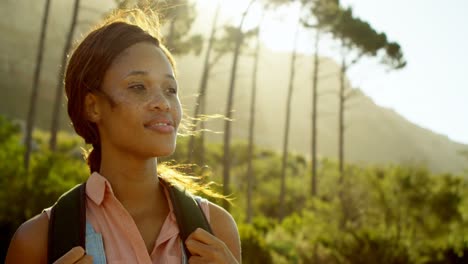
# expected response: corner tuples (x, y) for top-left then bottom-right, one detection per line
(207, 201), (241, 260)
(5, 211), (49, 263)
(207, 201), (237, 231)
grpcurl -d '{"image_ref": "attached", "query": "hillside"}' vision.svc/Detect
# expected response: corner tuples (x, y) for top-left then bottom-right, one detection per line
(175, 50), (468, 173)
(0, 0), (466, 173)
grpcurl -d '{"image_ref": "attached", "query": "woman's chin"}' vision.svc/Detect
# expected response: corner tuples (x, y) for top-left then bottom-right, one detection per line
(156, 151), (174, 158)
(153, 146), (176, 158)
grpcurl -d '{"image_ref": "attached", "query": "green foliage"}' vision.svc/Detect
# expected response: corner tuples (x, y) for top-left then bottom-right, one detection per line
(160, 0), (203, 55)
(309, 0), (406, 69)
(1, 115), (468, 263)
(213, 25), (259, 57)
(239, 221), (274, 264)
(0, 117), (87, 227)
(421, 240), (468, 264)
(321, 227), (411, 264)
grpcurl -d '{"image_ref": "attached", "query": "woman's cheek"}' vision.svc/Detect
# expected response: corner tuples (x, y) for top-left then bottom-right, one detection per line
(174, 101), (183, 127)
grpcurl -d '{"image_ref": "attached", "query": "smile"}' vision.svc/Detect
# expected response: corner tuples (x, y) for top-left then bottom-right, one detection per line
(144, 122), (175, 134)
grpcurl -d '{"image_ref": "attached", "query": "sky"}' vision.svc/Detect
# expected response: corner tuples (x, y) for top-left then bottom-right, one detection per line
(339, 0), (468, 145)
(212, 0), (468, 145)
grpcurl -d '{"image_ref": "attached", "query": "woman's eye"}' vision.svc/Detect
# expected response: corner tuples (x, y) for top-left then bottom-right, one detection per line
(166, 87), (177, 94)
(129, 84), (146, 91)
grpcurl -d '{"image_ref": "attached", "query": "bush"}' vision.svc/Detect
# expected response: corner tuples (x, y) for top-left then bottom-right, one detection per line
(1, 115), (468, 263)
(0, 116), (88, 261)
(239, 222), (273, 264)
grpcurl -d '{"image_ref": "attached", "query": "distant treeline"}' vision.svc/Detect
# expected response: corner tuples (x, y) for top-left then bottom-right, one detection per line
(0, 115), (467, 263)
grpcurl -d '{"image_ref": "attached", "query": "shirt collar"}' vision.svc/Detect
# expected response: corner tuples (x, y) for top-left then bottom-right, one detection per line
(85, 172), (180, 248)
(86, 172), (114, 206)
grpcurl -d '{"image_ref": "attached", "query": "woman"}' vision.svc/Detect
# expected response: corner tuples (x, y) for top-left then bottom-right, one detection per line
(6, 8), (241, 264)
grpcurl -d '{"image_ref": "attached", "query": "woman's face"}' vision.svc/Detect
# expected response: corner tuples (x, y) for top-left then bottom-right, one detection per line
(90, 42), (182, 159)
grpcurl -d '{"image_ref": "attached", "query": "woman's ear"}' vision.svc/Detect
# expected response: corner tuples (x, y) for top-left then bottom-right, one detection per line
(84, 93), (101, 122)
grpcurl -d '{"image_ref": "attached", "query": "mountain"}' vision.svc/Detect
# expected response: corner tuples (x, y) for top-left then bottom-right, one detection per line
(175, 50), (468, 173)
(0, 0), (466, 173)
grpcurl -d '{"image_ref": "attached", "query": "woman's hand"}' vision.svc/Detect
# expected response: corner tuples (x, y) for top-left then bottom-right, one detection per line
(53, 247), (93, 264)
(185, 228), (239, 264)
(5, 213), (91, 264)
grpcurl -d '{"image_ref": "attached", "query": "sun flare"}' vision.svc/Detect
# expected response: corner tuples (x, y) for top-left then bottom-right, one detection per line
(197, 0), (309, 54)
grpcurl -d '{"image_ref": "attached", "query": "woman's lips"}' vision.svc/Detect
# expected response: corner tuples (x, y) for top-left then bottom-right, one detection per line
(144, 121), (175, 134)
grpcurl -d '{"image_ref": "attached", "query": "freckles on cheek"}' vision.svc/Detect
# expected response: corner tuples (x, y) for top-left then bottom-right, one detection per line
(110, 93), (138, 111)
(111, 90), (130, 104)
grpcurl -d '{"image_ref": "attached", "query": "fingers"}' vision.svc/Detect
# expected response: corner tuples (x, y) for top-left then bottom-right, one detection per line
(186, 228), (224, 257)
(186, 238), (220, 259)
(186, 228), (238, 264)
(186, 228), (220, 245)
(76, 254), (93, 264)
(53, 246), (92, 264)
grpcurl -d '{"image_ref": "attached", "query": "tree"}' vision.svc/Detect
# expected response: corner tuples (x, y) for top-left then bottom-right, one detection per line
(333, 8), (406, 182)
(302, 0), (336, 197)
(187, 1), (259, 166)
(278, 12), (302, 221)
(310, 30), (321, 197)
(187, 1), (221, 164)
(112, 0), (203, 56)
(156, 0), (203, 55)
(311, 3), (406, 227)
(24, 0), (52, 170)
(245, 11), (266, 223)
(312, 4), (406, 181)
(222, 0), (257, 211)
(49, 0), (81, 151)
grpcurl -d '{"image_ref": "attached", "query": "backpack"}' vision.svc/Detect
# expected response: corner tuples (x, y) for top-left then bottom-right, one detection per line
(47, 178), (212, 264)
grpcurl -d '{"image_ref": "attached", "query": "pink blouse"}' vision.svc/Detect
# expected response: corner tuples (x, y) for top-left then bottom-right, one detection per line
(46, 172), (210, 263)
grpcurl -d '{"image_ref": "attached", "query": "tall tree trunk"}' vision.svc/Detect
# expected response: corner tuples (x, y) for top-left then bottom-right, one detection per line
(223, 0), (255, 211)
(198, 96), (206, 165)
(246, 13), (264, 223)
(278, 17), (300, 221)
(24, 0), (51, 170)
(187, 1), (220, 163)
(311, 29), (320, 197)
(338, 51), (349, 230)
(311, 29), (321, 264)
(338, 55), (346, 183)
(50, 0), (81, 151)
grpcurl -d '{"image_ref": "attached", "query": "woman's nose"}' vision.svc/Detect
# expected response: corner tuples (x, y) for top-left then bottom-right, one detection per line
(148, 92), (170, 112)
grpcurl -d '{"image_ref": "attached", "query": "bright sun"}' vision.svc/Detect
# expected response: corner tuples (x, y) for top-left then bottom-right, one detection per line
(197, 0), (311, 54)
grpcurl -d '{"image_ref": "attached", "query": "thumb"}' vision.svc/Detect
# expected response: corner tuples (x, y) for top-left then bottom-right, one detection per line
(53, 246), (85, 264)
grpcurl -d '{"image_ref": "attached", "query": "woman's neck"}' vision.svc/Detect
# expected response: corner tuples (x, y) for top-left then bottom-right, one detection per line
(98, 152), (163, 213)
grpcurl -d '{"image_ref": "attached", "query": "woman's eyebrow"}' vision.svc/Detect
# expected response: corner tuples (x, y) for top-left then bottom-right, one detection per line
(125, 70), (148, 78)
(125, 71), (175, 81)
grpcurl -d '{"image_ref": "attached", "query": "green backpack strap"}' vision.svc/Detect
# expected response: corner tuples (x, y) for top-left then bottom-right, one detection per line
(159, 178), (213, 257)
(47, 183), (86, 264)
